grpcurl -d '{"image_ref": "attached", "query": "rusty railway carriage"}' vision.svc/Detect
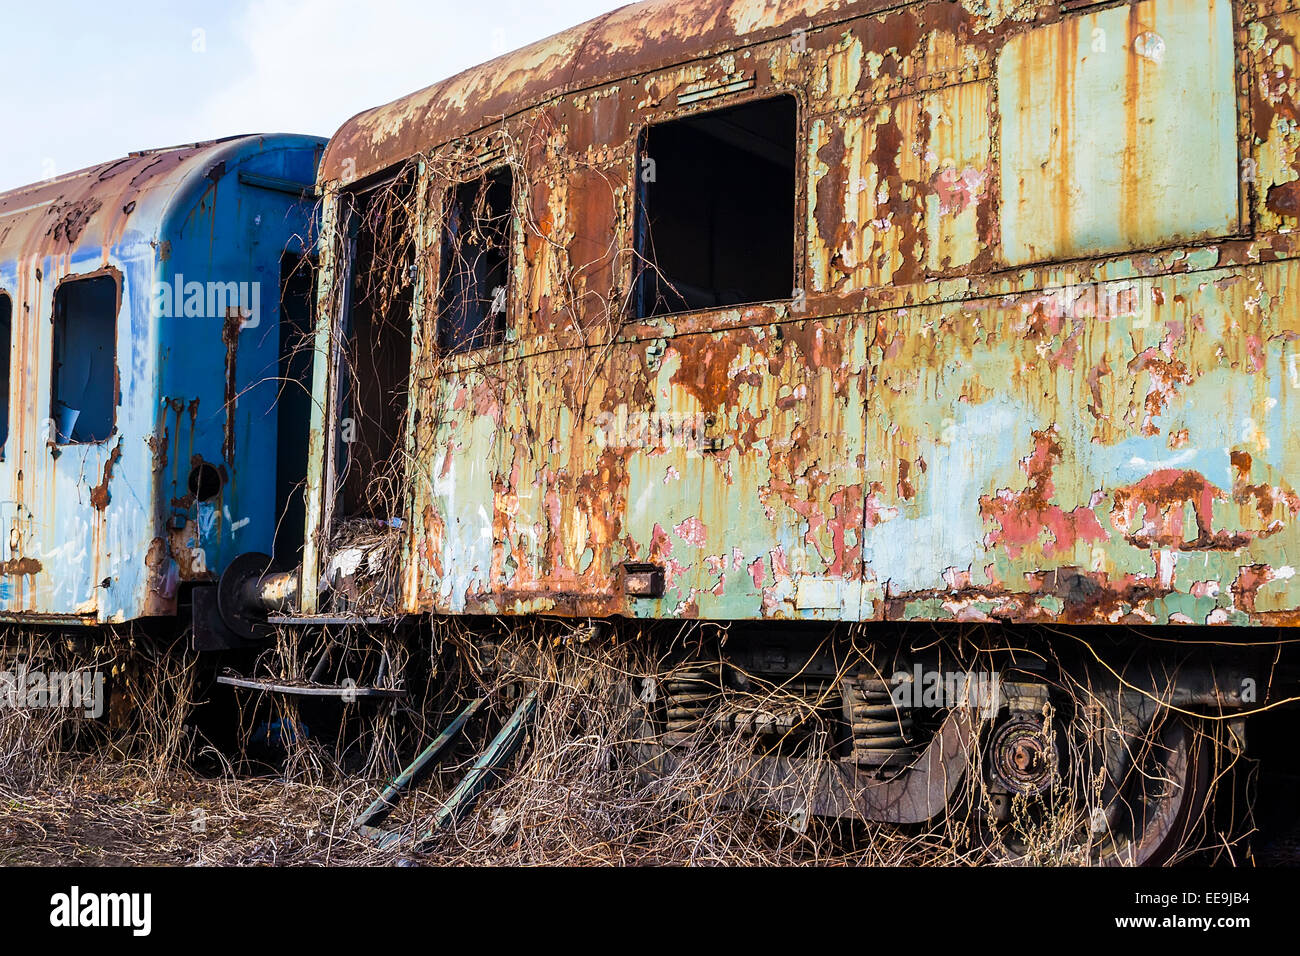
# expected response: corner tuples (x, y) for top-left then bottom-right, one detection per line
(0, 135), (323, 632)
(201, 0), (1300, 862)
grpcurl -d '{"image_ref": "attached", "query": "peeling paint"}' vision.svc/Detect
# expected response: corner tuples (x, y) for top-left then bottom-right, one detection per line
(300, 0), (1300, 631)
(0, 135), (323, 622)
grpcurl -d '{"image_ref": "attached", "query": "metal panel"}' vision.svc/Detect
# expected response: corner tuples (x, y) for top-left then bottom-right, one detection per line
(316, 0), (899, 188)
(1251, 5), (1300, 231)
(998, 0), (1240, 265)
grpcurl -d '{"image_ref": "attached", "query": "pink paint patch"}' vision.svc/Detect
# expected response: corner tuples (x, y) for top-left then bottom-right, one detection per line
(471, 381), (502, 422)
(980, 428), (1110, 559)
(930, 165), (987, 216)
(673, 516), (707, 547)
(863, 483), (899, 529)
(942, 567), (972, 590)
(748, 557), (766, 589)
(1247, 334), (1264, 373)
(649, 523), (673, 562)
(770, 546), (790, 579)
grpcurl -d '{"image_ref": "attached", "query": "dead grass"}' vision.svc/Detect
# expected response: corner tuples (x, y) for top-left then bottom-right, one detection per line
(0, 624), (1252, 867)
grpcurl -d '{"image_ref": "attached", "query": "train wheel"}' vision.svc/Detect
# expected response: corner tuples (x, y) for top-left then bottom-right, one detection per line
(971, 706), (1073, 863)
(974, 709), (1211, 866)
(1097, 715), (1212, 867)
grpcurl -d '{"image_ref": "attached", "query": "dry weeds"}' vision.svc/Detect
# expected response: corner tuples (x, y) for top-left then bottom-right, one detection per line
(0, 620), (1260, 867)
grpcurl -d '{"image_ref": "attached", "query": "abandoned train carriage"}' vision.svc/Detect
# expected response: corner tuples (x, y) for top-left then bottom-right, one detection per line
(225, 0), (1300, 860)
(0, 135), (323, 629)
(298, 0), (1300, 629)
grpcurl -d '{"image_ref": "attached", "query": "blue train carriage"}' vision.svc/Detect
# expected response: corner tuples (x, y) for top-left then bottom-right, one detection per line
(0, 134), (324, 639)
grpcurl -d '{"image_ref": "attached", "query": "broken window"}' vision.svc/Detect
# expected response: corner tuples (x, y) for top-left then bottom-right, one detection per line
(437, 166), (513, 353)
(273, 252), (317, 563)
(634, 95), (797, 318)
(51, 274), (117, 444)
(0, 293), (9, 456)
(337, 171), (415, 519)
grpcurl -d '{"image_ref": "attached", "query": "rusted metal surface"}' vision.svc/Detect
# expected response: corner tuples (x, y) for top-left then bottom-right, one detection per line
(317, 0), (890, 188)
(0, 136), (323, 623)
(304, 0), (1300, 628)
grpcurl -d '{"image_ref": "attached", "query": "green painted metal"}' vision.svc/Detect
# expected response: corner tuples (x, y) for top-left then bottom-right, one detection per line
(355, 696), (485, 830)
(298, 0), (1300, 630)
(420, 690), (538, 840)
(999, 0), (1241, 265)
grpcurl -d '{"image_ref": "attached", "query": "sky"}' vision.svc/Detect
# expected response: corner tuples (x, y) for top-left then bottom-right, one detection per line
(0, 0), (628, 192)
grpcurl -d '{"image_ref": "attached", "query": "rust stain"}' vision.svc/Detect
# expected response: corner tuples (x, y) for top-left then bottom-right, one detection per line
(1267, 180), (1300, 219)
(49, 197), (104, 245)
(89, 440), (123, 511)
(0, 557), (41, 576)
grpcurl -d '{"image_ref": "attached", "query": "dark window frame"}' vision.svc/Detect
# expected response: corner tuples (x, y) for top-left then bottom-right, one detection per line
(273, 249), (318, 563)
(630, 91), (802, 320)
(50, 269), (120, 446)
(0, 290), (10, 460)
(435, 162), (516, 356)
(333, 168), (417, 521)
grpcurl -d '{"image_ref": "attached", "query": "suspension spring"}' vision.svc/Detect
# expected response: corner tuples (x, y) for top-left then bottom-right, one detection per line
(842, 676), (917, 770)
(723, 679), (834, 738)
(662, 665), (720, 733)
